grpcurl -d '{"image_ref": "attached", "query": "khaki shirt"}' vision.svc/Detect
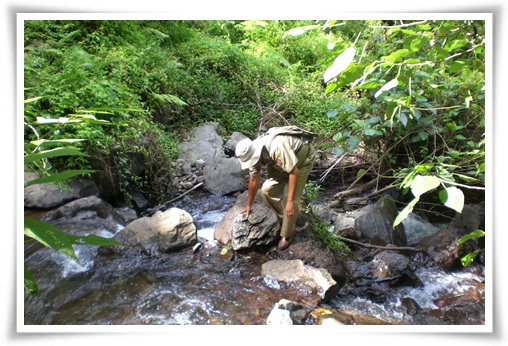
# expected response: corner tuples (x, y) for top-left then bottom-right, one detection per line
(249, 134), (303, 177)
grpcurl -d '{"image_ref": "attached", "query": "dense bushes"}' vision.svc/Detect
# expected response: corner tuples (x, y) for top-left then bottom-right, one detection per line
(24, 19), (486, 211)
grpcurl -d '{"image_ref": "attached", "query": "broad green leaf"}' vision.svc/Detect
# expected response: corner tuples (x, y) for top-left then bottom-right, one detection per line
(341, 103), (358, 112)
(388, 27), (401, 36)
(418, 131), (429, 141)
(449, 60), (466, 73)
(24, 147), (88, 164)
(385, 102), (398, 120)
(444, 38), (467, 52)
(24, 217), (79, 262)
(335, 64), (364, 88)
(26, 169), (95, 186)
(403, 35), (428, 53)
(460, 250), (483, 267)
(327, 110), (338, 118)
(400, 170), (417, 190)
(404, 58), (421, 64)
(323, 47), (356, 84)
(393, 197), (420, 227)
(346, 136), (361, 152)
(355, 80), (381, 90)
(332, 132), (343, 141)
(441, 186), (465, 213)
(457, 230), (485, 245)
(332, 146), (345, 156)
(399, 113), (408, 127)
(24, 267), (38, 295)
(375, 78), (398, 99)
(410, 175), (441, 197)
(434, 46), (450, 59)
(363, 128), (382, 136)
(325, 82), (338, 95)
(382, 49), (410, 62)
(366, 116), (381, 124)
(356, 169), (366, 180)
(30, 139), (86, 147)
(24, 96), (43, 104)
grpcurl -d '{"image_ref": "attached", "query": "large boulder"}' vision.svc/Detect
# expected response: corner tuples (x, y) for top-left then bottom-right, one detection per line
(40, 195), (126, 233)
(334, 195), (407, 246)
(178, 122), (226, 164)
(203, 156), (247, 195)
(24, 172), (100, 209)
(262, 259), (339, 302)
(412, 204), (483, 271)
(113, 208), (196, 255)
(177, 122), (247, 195)
(214, 190), (280, 250)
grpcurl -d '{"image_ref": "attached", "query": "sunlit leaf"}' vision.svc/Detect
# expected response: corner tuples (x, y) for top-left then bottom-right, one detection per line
(410, 175), (441, 197)
(460, 250), (482, 267)
(332, 132), (343, 141)
(457, 230), (485, 245)
(323, 47), (356, 84)
(30, 139), (86, 147)
(25, 169), (96, 186)
(449, 60), (467, 73)
(24, 96), (43, 104)
(24, 217), (79, 262)
(375, 78), (398, 99)
(24, 267), (38, 295)
(24, 147), (88, 164)
(355, 80), (381, 90)
(441, 186), (465, 213)
(393, 197), (420, 227)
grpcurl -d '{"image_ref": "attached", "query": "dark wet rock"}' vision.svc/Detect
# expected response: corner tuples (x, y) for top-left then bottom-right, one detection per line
(40, 195), (125, 232)
(203, 156), (247, 195)
(176, 122), (247, 195)
(214, 190), (279, 249)
(334, 195), (407, 246)
(24, 171), (100, 209)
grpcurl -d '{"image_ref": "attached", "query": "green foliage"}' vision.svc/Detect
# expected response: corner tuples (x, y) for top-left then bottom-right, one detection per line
(457, 230), (485, 267)
(24, 96), (125, 295)
(311, 19), (486, 225)
(310, 219), (353, 261)
(24, 18), (485, 219)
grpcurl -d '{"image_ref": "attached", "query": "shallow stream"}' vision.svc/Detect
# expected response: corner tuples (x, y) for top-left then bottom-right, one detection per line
(23, 193), (485, 325)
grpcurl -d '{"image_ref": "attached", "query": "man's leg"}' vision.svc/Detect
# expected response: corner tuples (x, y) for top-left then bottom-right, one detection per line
(261, 177), (286, 224)
(279, 144), (315, 238)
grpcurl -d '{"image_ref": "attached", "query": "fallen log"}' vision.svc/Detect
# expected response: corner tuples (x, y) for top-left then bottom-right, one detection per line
(334, 177), (380, 200)
(339, 235), (425, 253)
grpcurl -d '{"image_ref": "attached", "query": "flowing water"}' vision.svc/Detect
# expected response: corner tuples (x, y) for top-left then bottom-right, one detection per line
(23, 193), (485, 326)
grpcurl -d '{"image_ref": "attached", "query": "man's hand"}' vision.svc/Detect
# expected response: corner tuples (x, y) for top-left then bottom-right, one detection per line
(240, 205), (252, 218)
(285, 200), (296, 219)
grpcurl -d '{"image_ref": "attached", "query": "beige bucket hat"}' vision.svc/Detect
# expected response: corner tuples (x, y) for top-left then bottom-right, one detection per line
(235, 137), (264, 170)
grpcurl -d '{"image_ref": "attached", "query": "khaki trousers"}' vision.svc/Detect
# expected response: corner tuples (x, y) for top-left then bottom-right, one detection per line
(261, 143), (315, 238)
